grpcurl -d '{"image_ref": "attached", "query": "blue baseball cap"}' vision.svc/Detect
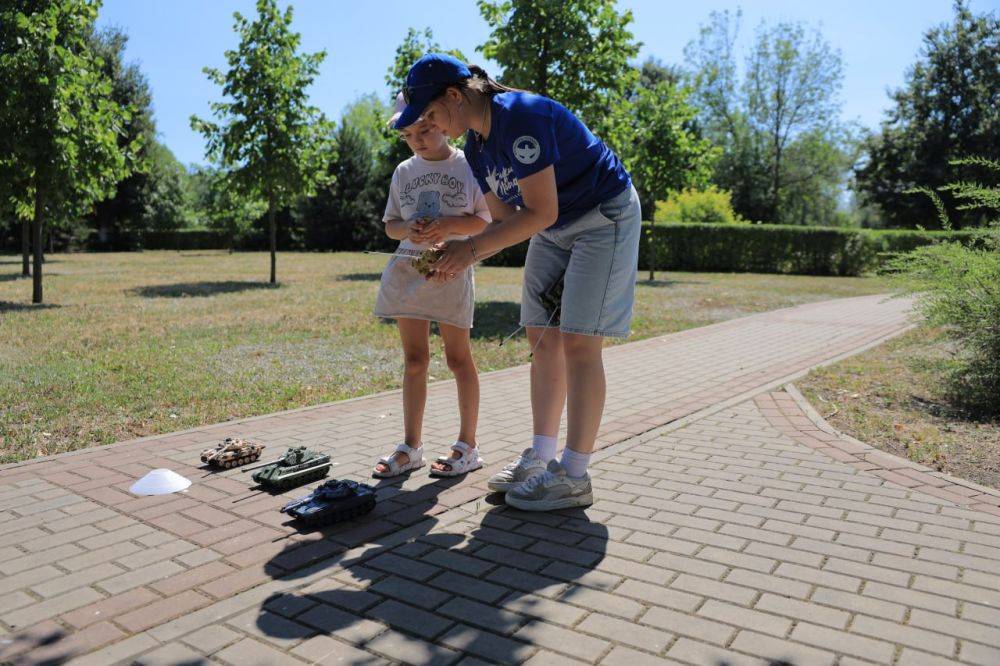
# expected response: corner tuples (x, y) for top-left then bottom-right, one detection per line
(393, 53), (471, 129)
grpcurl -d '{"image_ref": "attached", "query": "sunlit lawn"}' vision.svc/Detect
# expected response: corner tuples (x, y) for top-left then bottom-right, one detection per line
(0, 251), (889, 463)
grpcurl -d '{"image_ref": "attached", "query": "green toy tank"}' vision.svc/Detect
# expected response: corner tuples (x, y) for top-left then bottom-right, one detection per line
(242, 446), (332, 490)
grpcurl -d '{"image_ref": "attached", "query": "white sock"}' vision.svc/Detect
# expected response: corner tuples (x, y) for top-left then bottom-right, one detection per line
(560, 448), (591, 479)
(531, 434), (558, 462)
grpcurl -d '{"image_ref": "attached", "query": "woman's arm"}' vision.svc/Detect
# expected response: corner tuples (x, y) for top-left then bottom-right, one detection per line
(415, 215), (488, 243)
(429, 166), (558, 278)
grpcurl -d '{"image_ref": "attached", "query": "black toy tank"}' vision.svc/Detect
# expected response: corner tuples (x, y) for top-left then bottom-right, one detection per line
(280, 479), (376, 525)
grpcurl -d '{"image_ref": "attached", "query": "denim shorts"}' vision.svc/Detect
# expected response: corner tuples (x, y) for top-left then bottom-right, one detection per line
(520, 185), (641, 337)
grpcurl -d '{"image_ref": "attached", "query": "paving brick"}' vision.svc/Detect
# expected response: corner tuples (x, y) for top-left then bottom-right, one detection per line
(366, 628), (459, 665)
(754, 593), (849, 629)
(370, 575), (451, 609)
(815, 585), (911, 620)
(429, 570), (509, 604)
(602, 645), (683, 666)
(225, 608), (315, 650)
(132, 642), (204, 665)
(579, 613), (673, 653)
(697, 600), (792, 637)
(439, 623), (535, 664)
(368, 599), (453, 640)
(438, 596), (527, 635)
(643, 605), (738, 644)
(500, 591), (589, 627)
(514, 619), (611, 660)
(908, 609), (1000, 646)
(179, 624), (241, 654)
(666, 637), (763, 666)
(294, 603), (386, 645)
(790, 622), (896, 663)
(962, 640), (1000, 666)
(62, 586), (160, 629)
(730, 629), (836, 665)
(97, 560), (185, 595)
(22, 620), (126, 665)
(215, 637), (308, 665)
(2, 586), (104, 629)
(559, 584), (644, 620)
(291, 634), (387, 665)
(116, 589), (211, 633)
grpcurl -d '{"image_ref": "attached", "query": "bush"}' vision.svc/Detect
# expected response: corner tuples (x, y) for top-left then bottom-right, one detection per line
(654, 187), (744, 225)
(140, 229), (230, 251)
(888, 234), (1000, 417)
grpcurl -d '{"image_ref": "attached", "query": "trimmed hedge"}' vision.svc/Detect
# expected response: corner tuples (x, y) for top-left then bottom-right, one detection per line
(636, 223), (983, 276)
(480, 223), (983, 276)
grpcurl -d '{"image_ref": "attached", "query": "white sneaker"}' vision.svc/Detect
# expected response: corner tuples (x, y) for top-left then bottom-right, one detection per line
(504, 460), (594, 512)
(487, 447), (547, 493)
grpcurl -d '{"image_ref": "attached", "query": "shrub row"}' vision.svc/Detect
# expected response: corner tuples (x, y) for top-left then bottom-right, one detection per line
(109, 223), (982, 277)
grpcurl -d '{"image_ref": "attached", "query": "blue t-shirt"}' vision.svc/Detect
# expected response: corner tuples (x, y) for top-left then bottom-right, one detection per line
(464, 92), (631, 229)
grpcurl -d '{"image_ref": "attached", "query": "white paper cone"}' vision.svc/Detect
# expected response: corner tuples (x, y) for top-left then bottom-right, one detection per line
(129, 468), (192, 496)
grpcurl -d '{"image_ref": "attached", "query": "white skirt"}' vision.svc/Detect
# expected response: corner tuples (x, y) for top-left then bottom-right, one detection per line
(374, 252), (474, 329)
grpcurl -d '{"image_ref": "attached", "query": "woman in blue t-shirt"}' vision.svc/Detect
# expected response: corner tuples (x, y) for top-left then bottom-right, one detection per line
(393, 54), (641, 512)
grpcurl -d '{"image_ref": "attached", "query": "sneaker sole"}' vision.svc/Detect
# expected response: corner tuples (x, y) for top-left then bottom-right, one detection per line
(504, 491), (594, 512)
(487, 479), (515, 493)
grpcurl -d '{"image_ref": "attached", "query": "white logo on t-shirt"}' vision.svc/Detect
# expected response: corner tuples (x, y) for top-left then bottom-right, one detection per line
(513, 136), (540, 164)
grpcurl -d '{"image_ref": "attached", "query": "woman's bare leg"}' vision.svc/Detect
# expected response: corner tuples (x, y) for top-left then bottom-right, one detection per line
(561, 332), (605, 455)
(527, 326), (567, 438)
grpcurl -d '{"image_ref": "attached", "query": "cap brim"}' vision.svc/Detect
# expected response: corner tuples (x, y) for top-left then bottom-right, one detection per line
(392, 102), (426, 129)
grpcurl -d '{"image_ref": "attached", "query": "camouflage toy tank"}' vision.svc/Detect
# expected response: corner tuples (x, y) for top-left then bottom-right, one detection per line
(200, 437), (264, 469)
(280, 479), (376, 525)
(242, 446), (332, 490)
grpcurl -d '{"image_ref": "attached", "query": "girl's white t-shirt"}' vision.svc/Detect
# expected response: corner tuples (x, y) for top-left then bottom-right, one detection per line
(375, 148), (490, 329)
(383, 149), (491, 249)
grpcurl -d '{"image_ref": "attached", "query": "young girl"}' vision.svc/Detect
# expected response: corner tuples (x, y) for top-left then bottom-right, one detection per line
(394, 55), (641, 511)
(373, 93), (491, 478)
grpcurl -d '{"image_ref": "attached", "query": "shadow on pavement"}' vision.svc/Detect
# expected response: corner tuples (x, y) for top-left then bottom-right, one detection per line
(256, 475), (609, 663)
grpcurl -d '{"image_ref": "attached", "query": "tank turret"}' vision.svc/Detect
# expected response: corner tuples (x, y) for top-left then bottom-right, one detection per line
(243, 446), (332, 490)
(280, 479), (376, 525)
(200, 437), (264, 469)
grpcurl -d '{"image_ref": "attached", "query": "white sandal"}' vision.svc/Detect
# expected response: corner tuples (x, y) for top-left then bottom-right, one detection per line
(430, 441), (484, 477)
(373, 443), (425, 478)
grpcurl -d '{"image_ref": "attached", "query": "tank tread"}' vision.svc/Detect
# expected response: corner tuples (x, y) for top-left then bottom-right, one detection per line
(295, 496), (376, 526)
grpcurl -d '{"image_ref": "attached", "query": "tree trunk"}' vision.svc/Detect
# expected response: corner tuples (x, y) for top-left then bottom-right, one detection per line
(32, 189), (44, 304)
(21, 217), (30, 277)
(771, 146), (782, 224)
(268, 197), (276, 284)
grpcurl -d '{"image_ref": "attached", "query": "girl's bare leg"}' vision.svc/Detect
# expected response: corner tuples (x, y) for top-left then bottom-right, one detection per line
(434, 322), (479, 471)
(375, 318), (429, 474)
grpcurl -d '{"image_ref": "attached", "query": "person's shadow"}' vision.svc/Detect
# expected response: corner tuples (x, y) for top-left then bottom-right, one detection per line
(255, 476), (608, 664)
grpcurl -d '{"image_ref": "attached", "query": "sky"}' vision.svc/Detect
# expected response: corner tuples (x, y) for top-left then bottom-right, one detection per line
(95, 0), (999, 167)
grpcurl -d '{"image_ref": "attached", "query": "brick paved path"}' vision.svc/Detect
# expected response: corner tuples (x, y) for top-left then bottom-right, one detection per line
(4, 294), (1000, 665)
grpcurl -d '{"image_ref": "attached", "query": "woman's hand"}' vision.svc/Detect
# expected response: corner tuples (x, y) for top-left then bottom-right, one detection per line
(415, 218), (451, 244)
(426, 239), (475, 282)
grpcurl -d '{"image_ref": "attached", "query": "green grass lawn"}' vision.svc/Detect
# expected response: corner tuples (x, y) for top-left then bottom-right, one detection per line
(798, 328), (1000, 490)
(1, 251), (888, 463)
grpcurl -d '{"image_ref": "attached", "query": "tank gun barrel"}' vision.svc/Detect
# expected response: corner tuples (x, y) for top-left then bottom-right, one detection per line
(241, 457), (284, 472)
(244, 459), (331, 474)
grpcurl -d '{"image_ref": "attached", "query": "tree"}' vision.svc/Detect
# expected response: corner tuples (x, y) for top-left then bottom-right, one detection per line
(477, 0), (640, 151)
(192, 0), (331, 283)
(87, 27), (190, 247)
(854, 1), (1000, 229)
(386, 27), (466, 94)
(189, 165), (266, 245)
(685, 11), (851, 224)
(0, 0), (137, 303)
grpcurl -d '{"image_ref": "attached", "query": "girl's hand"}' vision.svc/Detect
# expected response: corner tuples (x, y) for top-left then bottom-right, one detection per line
(416, 218), (451, 244)
(427, 239), (475, 282)
(406, 219), (427, 244)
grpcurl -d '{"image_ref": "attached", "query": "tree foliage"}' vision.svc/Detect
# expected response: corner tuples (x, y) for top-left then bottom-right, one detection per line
(685, 10), (853, 224)
(0, 0), (137, 302)
(191, 0), (331, 282)
(477, 0), (640, 151)
(854, 1), (1000, 229)
(386, 27), (466, 94)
